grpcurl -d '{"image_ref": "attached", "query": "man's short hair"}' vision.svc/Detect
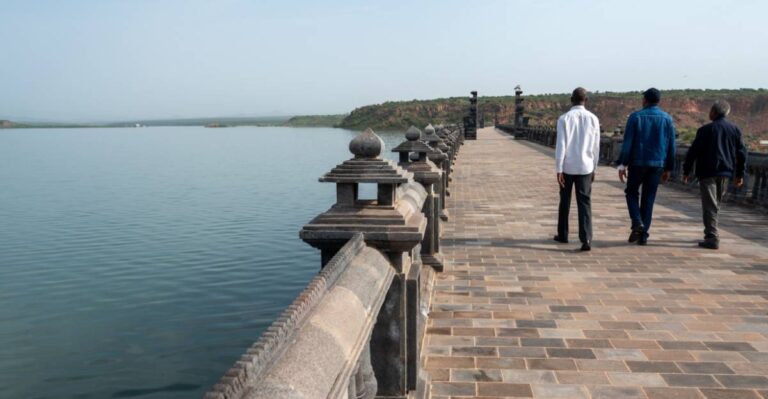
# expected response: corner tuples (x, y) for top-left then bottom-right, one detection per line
(643, 88), (661, 104)
(711, 100), (731, 118)
(571, 87), (587, 104)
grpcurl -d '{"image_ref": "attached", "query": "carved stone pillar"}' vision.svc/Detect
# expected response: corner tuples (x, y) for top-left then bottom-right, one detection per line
(299, 128), (427, 398)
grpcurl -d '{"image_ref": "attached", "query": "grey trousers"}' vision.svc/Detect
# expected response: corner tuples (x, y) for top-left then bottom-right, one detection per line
(557, 173), (593, 244)
(699, 176), (728, 240)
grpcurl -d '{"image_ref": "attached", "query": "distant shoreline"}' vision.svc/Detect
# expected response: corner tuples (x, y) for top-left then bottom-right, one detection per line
(0, 114), (347, 130)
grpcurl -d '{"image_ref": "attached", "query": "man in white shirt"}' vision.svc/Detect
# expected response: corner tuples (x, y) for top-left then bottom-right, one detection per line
(553, 87), (601, 251)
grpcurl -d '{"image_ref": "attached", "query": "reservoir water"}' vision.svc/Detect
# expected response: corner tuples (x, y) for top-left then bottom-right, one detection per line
(0, 126), (406, 398)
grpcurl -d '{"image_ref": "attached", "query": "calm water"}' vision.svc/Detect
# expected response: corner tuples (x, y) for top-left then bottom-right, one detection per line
(0, 126), (406, 399)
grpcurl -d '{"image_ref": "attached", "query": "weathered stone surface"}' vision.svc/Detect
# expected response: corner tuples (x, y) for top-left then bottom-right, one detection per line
(205, 235), (394, 399)
(423, 127), (768, 398)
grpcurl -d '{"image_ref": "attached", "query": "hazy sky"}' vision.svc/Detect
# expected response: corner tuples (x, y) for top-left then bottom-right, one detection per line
(2, 0), (767, 121)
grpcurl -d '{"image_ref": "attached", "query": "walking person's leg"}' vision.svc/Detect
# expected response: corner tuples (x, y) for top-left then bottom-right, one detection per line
(574, 174), (593, 249)
(638, 167), (663, 243)
(624, 166), (645, 242)
(556, 174), (575, 242)
(698, 176), (727, 249)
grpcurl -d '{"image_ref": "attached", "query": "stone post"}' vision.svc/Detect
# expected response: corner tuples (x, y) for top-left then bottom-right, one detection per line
(423, 124), (450, 222)
(464, 91), (478, 140)
(393, 126), (445, 272)
(299, 128), (428, 398)
(514, 85), (525, 128)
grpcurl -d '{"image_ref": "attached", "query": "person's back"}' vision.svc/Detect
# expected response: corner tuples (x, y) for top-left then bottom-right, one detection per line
(556, 106), (600, 175)
(687, 117), (746, 179)
(621, 105), (676, 169)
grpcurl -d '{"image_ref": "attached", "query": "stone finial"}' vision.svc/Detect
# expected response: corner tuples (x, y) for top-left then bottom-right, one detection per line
(405, 126), (421, 141)
(424, 124), (436, 136)
(349, 128), (384, 159)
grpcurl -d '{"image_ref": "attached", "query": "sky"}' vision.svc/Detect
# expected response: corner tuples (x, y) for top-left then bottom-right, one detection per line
(1, 0), (767, 122)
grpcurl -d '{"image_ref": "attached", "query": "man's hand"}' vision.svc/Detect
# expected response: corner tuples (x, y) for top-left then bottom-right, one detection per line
(682, 175), (690, 184)
(618, 168), (627, 184)
(735, 177), (744, 188)
(557, 173), (565, 188)
(661, 171), (670, 184)
(591, 172), (595, 183)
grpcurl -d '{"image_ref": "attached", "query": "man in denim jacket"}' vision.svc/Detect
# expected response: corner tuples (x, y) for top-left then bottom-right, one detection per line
(616, 88), (677, 245)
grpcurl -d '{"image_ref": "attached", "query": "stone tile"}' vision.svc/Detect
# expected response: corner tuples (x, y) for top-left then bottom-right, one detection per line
(555, 370), (610, 385)
(715, 375), (768, 389)
(626, 361), (683, 373)
(476, 382), (533, 397)
(499, 347), (546, 358)
(475, 357), (526, 369)
(516, 319), (556, 328)
(644, 387), (705, 399)
(496, 328), (539, 338)
(532, 384), (590, 398)
(576, 359), (629, 371)
(704, 341), (758, 352)
(677, 362), (734, 374)
(451, 368), (503, 382)
(546, 348), (596, 359)
(431, 381), (476, 396)
(452, 346), (498, 357)
(590, 386), (646, 399)
(662, 373), (721, 387)
(608, 372), (667, 386)
(566, 338), (614, 348)
(427, 356), (475, 369)
(526, 358), (577, 371)
(700, 388), (762, 399)
(594, 348), (648, 360)
(520, 338), (565, 348)
(550, 305), (588, 313)
(500, 369), (556, 384)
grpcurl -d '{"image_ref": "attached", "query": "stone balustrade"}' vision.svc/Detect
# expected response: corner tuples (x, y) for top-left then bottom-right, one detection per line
(205, 124), (463, 399)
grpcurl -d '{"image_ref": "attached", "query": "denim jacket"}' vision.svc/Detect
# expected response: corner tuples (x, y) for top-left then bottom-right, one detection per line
(617, 105), (677, 170)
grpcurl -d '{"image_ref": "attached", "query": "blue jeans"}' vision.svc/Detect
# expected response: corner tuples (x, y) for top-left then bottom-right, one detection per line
(625, 166), (663, 238)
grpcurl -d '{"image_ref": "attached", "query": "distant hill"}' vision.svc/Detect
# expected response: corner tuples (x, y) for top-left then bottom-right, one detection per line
(284, 114), (346, 127)
(338, 89), (768, 150)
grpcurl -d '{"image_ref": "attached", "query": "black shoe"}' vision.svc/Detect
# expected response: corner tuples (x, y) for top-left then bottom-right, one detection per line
(698, 240), (719, 250)
(638, 237), (648, 246)
(628, 227), (644, 243)
(581, 242), (591, 251)
(553, 235), (568, 244)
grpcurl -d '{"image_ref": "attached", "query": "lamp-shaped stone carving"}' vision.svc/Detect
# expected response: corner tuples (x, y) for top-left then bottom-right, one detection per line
(299, 128), (428, 397)
(300, 128), (427, 265)
(392, 126), (444, 272)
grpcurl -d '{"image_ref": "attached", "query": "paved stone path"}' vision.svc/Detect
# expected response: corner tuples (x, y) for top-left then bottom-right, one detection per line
(425, 127), (768, 399)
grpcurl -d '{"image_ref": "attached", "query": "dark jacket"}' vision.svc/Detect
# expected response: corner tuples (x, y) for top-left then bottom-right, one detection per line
(617, 105), (677, 170)
(683, 117), (748, 179)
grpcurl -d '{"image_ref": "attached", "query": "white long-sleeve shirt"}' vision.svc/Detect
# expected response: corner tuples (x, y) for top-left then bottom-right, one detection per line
(555, 105), (601, 175)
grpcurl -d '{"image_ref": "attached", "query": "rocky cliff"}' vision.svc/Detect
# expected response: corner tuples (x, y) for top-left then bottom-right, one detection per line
(339, 90), (768, 150)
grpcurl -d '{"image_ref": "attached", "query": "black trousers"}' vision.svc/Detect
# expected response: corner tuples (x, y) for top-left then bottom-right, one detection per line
(557, 173), (593, 244)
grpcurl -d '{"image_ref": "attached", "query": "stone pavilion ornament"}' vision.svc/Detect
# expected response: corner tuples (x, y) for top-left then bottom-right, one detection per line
(392, 126), (444, 271)
(299, 128), (427, 266)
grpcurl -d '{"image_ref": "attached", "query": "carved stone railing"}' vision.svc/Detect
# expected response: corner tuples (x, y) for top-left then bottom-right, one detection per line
(204, 234), (390, 399)
(206, 125), (464, 399)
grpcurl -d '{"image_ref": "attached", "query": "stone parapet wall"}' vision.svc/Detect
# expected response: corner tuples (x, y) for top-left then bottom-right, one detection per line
(206, 124), (465, 399)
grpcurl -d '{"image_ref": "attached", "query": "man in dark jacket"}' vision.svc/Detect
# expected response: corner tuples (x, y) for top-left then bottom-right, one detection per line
(617, 88), (677, 245)
(683, 100), (747, 249)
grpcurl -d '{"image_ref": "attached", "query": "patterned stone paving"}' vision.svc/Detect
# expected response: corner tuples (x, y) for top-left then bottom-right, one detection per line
(425, 127), (768, 399)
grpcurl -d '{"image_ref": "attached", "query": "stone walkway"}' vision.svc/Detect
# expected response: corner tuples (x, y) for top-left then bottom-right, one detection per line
(425, 127), (768, 399)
